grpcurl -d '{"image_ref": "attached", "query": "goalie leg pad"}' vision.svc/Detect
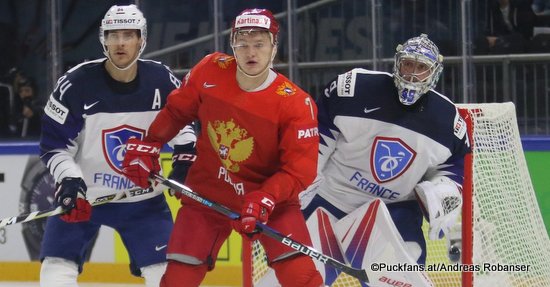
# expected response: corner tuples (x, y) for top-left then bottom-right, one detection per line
(305, 206), (346, 286)
(272, 255), (324, 287)
(40, 257), (79, 287)
(160, 260), (208, 287)
(335, 199), (434, 287)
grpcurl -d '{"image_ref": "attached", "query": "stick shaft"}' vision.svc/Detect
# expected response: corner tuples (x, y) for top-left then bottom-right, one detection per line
(0, 186), (152, 228)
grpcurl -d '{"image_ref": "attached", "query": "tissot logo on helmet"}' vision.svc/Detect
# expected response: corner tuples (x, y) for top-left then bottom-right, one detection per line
(113, 19), (137, 24)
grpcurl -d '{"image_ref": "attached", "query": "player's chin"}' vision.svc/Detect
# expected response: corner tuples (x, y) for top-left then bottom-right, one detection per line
(112, 58), (132, 68)
(243, 64), (264, 75)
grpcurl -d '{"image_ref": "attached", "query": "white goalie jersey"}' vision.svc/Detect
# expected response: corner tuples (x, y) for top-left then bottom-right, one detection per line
(309, 68), (470, 214)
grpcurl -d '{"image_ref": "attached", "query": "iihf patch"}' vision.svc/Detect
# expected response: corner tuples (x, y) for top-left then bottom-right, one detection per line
(371, 137), (416, 183)
(102, 125), (146, 174)
(453, 113), (467, 139)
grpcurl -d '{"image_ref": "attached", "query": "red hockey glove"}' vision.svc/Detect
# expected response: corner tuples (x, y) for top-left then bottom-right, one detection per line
(55, 177), (91, 223)
(168, 143), (196, 199)
(233, 191), (275, 235)
(122, 138), (162, 188)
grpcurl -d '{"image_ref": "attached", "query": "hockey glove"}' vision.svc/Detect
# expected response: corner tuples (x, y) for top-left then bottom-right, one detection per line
(55, 177), (91, 223)
(122, 138), (162, 188)
(415, 180), (462, 240)
(168, 143), (196, 199)
(233, 191), (275, 236)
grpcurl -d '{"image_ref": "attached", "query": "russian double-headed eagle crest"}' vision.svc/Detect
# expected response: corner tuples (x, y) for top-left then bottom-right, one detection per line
(276, 81), (296, 97)
(213, 55), (235, 69)
(207, 119), (254, 173)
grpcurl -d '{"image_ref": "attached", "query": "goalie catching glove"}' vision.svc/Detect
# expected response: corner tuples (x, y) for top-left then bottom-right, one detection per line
(415, 179), (462, 240)
(55, 177), (91, 223)
(233, 191), (275, 236)
(122, 138), (162, 188)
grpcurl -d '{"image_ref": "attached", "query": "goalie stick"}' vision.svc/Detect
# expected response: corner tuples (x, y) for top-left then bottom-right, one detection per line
(0, 186), (154, 228)
(150, 173), (369, 283)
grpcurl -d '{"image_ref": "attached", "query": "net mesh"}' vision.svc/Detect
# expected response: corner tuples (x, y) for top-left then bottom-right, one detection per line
(458, 103), (550, 287)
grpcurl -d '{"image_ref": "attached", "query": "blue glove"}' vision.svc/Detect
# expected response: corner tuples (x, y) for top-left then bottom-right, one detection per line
(55, 177), (91, 223)
(168, 142), (196, 198)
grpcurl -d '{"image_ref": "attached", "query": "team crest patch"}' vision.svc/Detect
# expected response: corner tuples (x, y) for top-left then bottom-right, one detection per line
(102, 125), (146, 174)
(206, 119), (254, 173)
(370, 137), (416, 183)
(276, 81), (296, 97)
(213, 55), (235, 69)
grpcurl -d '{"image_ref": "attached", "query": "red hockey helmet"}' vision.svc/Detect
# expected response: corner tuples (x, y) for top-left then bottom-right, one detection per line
(231, 9), (279, 45)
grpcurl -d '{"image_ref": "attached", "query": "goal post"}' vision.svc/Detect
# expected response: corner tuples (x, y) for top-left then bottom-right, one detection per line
(244, 102), (550, 287)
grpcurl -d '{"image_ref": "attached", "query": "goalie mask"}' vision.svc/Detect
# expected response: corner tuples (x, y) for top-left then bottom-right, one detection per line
(99, 4), (147, 70)
(393, 34), (443, 105)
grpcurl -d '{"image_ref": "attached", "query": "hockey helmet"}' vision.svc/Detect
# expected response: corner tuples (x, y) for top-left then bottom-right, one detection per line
(231, 9), (279, 46)
(99, 4), (147, 57)
(393, 34), (443, 105)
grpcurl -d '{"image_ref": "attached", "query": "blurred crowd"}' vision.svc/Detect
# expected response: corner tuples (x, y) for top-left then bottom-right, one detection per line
(475, 0), (550, 54)
(0, 68), (43, 139)
(0, 0), (549, 140)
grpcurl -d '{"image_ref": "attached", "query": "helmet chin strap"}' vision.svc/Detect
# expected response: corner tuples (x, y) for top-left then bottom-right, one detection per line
(233, 48), (276, 79)
(232, 40), (277, 79)
(103, 40), (145, 71)
(104, 50), (140, 71)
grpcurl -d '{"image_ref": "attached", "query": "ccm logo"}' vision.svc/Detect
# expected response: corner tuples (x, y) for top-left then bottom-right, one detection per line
(297, 127), (319, 139)
(126, 143), (160, 154)
(261, 197), (275, 208)
(172, 154), (197, 162)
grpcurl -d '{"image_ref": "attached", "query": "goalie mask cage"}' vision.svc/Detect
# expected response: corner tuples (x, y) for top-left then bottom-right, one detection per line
(243, 102), (550, 287)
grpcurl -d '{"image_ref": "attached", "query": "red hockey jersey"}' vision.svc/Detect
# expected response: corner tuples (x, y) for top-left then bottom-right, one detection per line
(148, 52), (319, 211)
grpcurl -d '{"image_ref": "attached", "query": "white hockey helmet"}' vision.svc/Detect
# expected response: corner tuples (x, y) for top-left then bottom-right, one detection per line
(393, 34), (443, 105)
(99, 4), (147, 58)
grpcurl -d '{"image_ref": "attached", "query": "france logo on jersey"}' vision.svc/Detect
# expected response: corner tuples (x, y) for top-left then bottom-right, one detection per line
(102, 125), (146, 173)
(371, 137), (416, 183)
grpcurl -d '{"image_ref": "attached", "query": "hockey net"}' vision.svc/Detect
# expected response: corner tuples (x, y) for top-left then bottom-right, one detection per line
(243, 102), (550, 287)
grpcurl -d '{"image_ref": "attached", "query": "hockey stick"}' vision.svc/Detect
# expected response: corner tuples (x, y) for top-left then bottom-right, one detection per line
(150, 173), (369, 283)
(0, 186), (154, 228)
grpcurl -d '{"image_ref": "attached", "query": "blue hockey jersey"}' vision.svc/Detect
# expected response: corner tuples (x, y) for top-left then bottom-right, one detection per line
(41, 58), (192, 202)
(314, 68), (470, 213)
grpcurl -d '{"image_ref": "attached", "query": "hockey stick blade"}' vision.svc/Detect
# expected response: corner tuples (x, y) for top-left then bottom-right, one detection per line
(0, 186), (153, 228)
(150, 173), (369, 283)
